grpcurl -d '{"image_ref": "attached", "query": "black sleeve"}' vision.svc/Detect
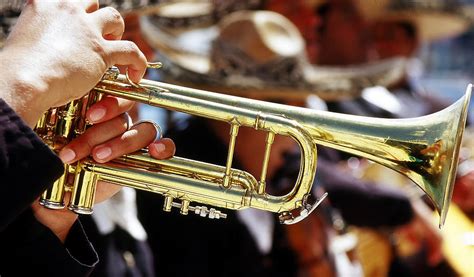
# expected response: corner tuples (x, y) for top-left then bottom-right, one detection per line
(0, 99), (64, 231)
(0, 208), (98, 277)
(316, 148), (414, 227)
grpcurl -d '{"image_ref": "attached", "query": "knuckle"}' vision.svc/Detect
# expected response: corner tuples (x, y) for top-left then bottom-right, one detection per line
(119, 134), (136, 151)
(56, 1), (81, 14)
(94, 40), (110, 68)
(104, 7), (123, 23)
(72, 133), (94, 157)
(123, 41), (141, 57)
(91, 37), (106, 55)
(81, 133), (96, 154)
(105, 115), (128, 135)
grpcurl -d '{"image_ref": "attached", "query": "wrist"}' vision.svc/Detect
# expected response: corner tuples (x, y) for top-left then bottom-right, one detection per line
(31, 201), (79, 243)
(0, 50), (50, 127)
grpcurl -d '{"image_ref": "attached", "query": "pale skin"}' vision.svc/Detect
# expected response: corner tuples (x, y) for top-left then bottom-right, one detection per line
(316, 0), (371, 65)
(0, 0), (175, 242)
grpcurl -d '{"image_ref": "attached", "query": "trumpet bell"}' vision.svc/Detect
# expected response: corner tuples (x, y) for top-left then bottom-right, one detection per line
(411, 84), (471, 227)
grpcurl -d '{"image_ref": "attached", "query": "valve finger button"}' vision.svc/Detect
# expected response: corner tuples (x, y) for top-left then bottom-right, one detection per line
(180, 199), (190, 215)
(209, 208), (217, 219)
(198, 206), (208, 217)
(209, 208), (227, 219)
(163, 195), (174, 212)
(192, 206), (210, 217)
(196, 206), (227, 219)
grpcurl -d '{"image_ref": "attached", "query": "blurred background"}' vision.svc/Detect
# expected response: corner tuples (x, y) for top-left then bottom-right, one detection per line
(3, 1), (472, 276)
(419, 0), (474, 122)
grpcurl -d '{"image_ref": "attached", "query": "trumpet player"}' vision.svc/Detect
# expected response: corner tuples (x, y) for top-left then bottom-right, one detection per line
(0, 1), (175, 276)
(369, 1), (472, 276)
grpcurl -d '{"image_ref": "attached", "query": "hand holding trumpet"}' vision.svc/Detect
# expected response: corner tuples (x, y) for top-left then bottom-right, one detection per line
(33, 95), (175, 242)
(0, 0), (175, 243)
(0, 0), (147, 126)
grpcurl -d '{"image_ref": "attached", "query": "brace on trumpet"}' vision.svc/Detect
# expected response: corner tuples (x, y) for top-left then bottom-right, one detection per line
(35, 65), (471, 226)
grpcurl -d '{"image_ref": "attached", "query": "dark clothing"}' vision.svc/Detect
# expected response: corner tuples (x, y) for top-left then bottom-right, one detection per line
(81, 216), (155, 277)
(318, 157), (414, 227)
(137, 117), (298, 277)
(0, 99), (98, 276)
(0, 209), (98, 276)
(0, 99), (63, 230)
(274, 148), (414, 228)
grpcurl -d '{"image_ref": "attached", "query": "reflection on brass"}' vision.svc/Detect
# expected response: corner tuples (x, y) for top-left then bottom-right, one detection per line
(36, 66), (471, 226)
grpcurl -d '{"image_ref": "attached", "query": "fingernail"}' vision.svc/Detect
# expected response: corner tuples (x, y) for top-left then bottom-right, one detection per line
(95, 146), (112, 160)
(151, 142), (166, 153)
(59, 148), (76, 163)
(89, 107), (106, 122)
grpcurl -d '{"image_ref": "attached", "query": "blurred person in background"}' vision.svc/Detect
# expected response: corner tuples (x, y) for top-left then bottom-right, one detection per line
(370, 1), (473, 275)
(265, 1), (419, 276)
(135, 1), (423, 275)
(306, 0), (470, 276)
(369, 0), (470, 118)
(138, 9), (332, 277)
(445, 128), (474, 276)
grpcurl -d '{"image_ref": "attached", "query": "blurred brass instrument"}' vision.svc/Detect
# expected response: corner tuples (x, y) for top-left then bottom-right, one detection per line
(35, 66), (471, 226)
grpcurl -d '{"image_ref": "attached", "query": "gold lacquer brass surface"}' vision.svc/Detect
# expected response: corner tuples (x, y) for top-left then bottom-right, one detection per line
(36, 66), (471, 226)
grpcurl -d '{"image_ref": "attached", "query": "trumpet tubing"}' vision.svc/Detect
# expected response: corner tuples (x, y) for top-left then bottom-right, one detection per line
(36, 68), (471, 226)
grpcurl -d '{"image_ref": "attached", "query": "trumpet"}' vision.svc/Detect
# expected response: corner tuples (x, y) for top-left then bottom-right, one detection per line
(36, 66), (471, 226)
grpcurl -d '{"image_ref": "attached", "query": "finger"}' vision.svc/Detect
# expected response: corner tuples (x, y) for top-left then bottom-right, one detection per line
(58, 113), (130, 163)
(90, 7), (124, 40)
(149, 138), (176, 159)
(103, 40), (147, 83)
(86, 96), (134, 123)
(91, 121), (158, 163)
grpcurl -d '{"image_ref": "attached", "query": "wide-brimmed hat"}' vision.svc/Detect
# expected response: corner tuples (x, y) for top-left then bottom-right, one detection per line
(373, 0), (470, 42)
(141, 10), (406, 100)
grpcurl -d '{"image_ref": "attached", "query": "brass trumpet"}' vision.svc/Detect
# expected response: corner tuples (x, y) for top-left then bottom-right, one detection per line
(36, 67), (471, 226)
